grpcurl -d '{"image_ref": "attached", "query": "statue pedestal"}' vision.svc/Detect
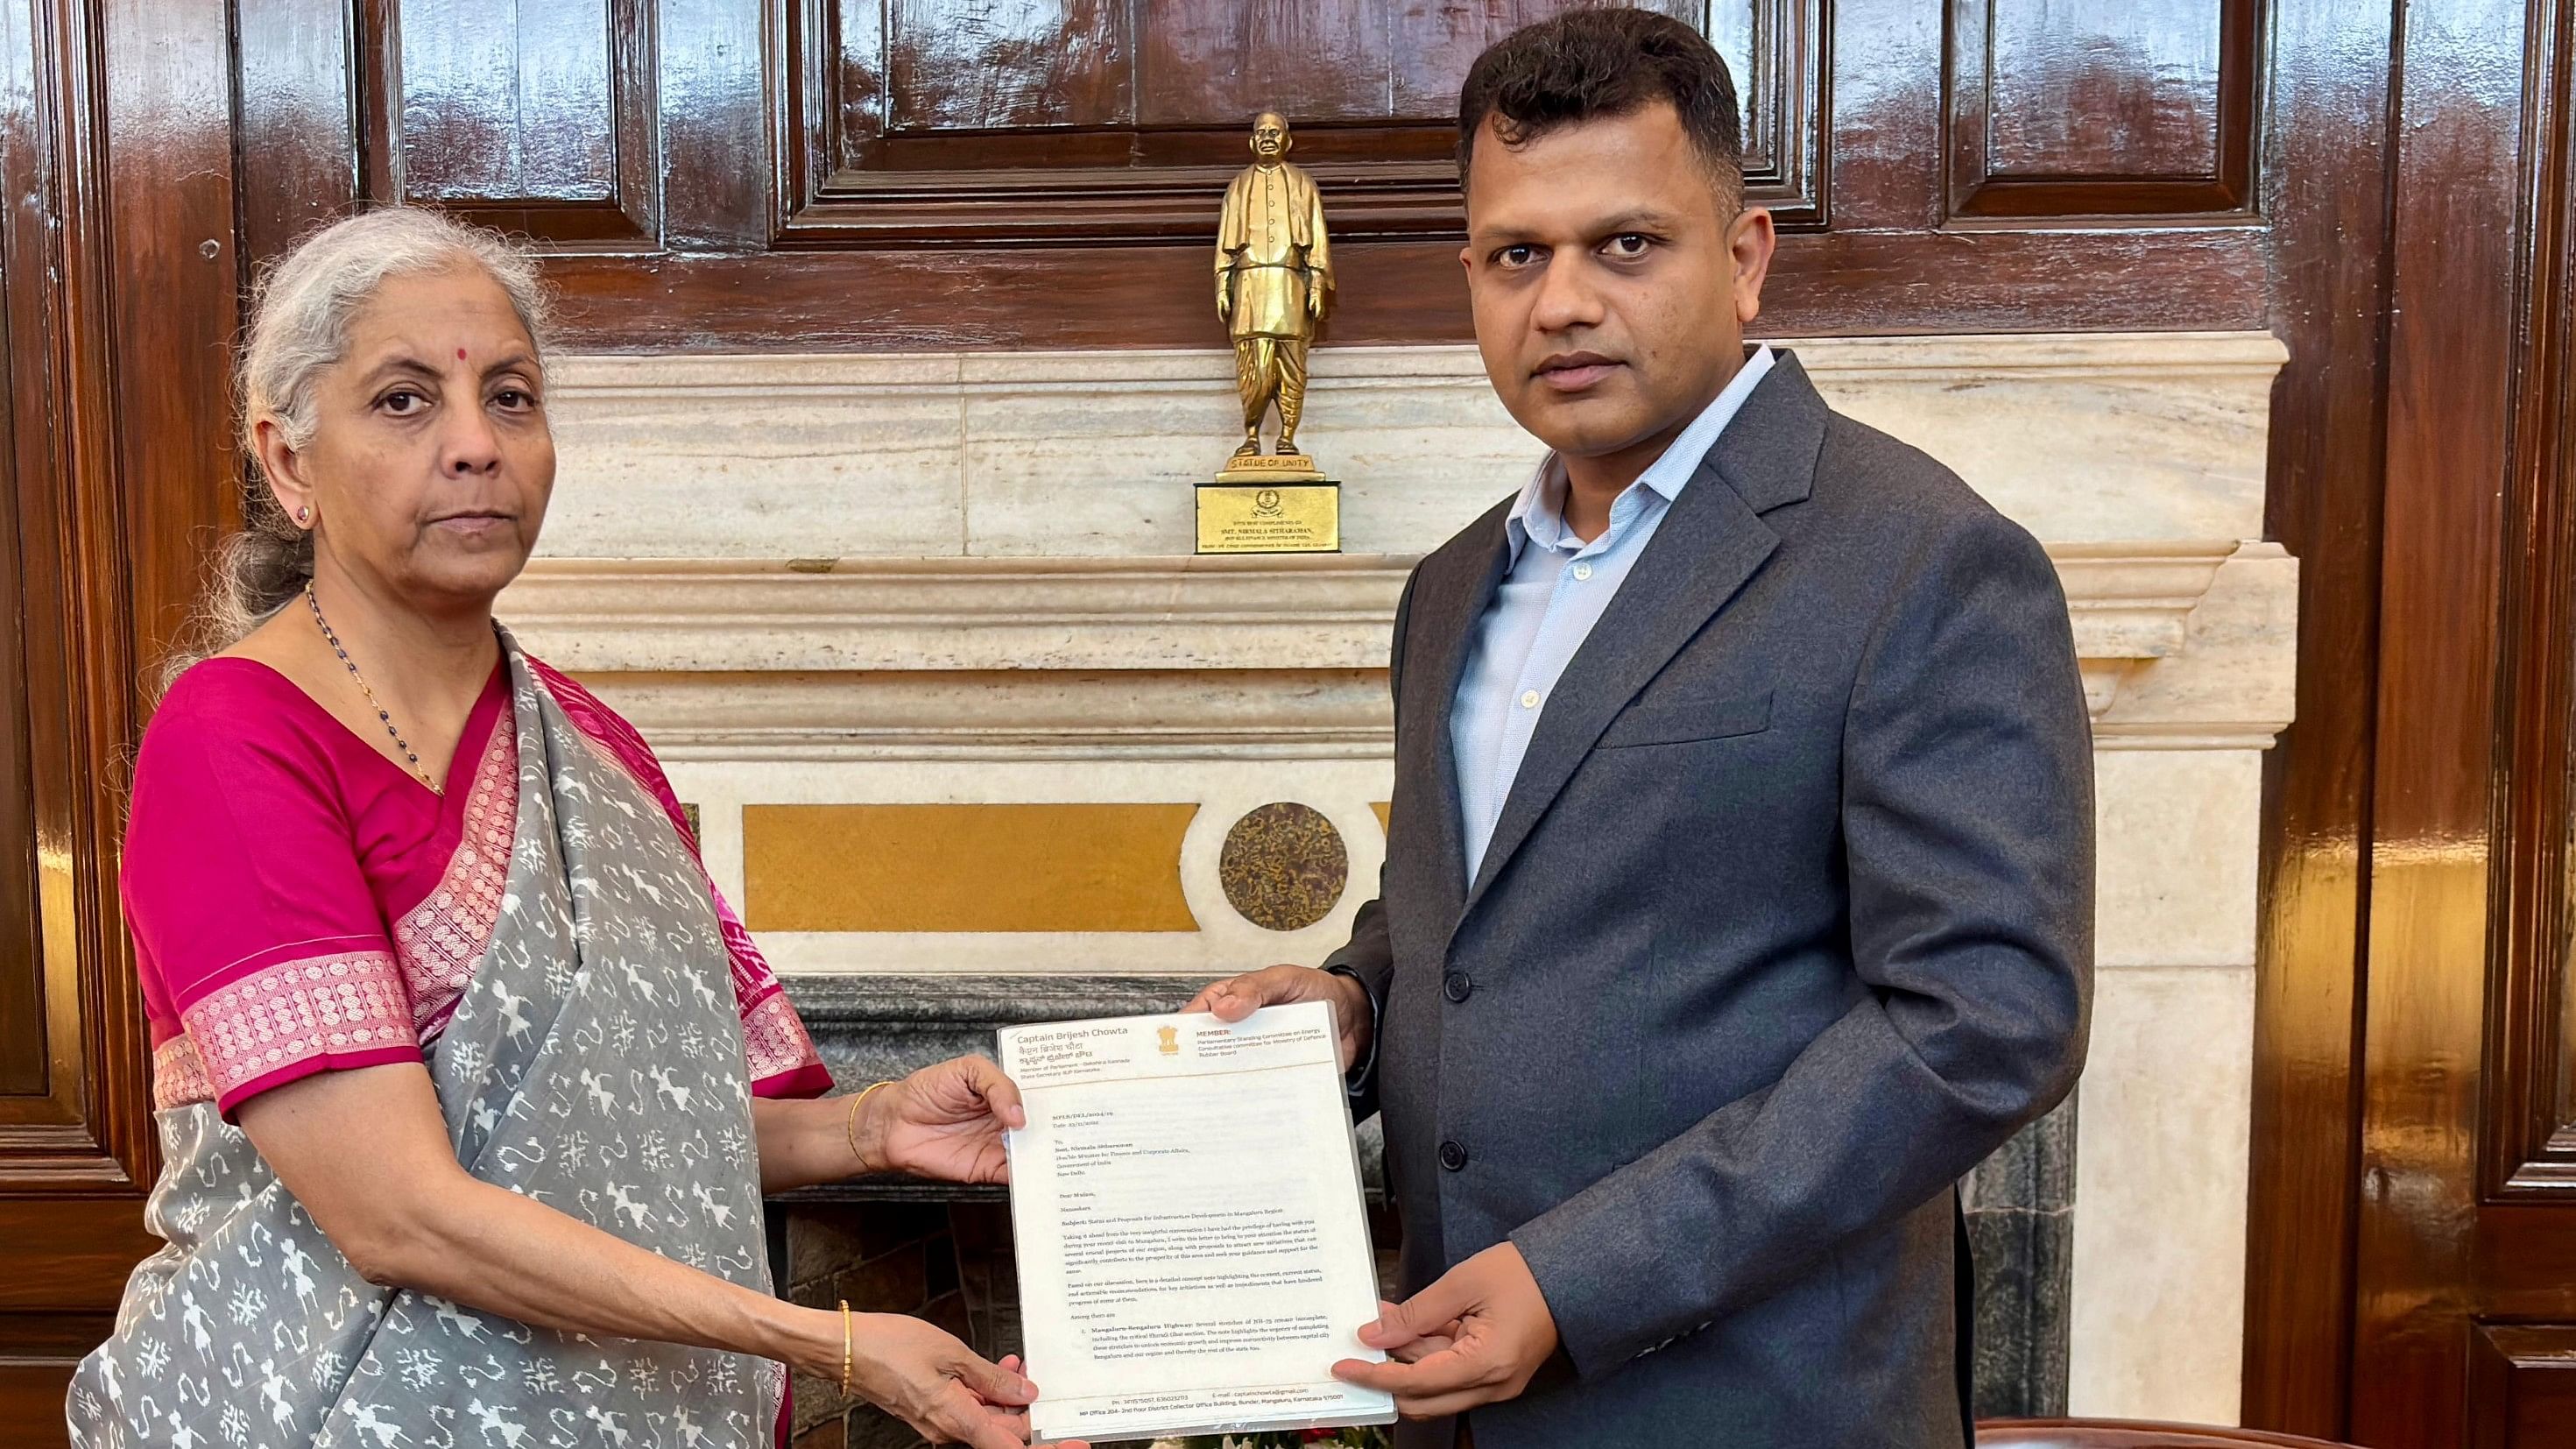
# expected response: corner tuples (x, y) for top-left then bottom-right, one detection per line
(1197, 453), (1338, 554)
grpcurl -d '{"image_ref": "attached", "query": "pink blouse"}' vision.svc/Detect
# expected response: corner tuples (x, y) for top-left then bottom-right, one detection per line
(124, 655), (831, 1120)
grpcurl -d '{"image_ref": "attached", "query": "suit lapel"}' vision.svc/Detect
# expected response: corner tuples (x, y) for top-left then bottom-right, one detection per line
(1401, 498), (1514, 922)
(1458, 351), (1831, 915)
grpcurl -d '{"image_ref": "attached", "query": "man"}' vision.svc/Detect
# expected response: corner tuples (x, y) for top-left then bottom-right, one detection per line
(1217, 111), (1333, 459)
(1185, 11), (2093, 1447)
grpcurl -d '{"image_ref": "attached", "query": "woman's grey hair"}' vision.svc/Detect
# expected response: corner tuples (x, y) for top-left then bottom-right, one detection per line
(168, 207), (554, 687)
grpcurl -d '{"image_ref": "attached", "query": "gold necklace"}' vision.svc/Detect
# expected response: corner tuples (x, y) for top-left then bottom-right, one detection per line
(306, 584), (442, 795)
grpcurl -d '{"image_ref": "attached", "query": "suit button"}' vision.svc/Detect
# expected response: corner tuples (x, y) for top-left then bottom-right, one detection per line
(1439, 1140), (1468, 1171)
(1443, 971), (1472, 1002)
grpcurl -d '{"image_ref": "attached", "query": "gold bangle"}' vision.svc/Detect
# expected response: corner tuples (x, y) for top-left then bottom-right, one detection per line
(841, 1079), (896, 1172)
(839, 1298), (853, 1396)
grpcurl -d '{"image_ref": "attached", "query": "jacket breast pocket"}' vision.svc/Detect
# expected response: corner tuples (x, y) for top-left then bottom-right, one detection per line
(1594, 689), (1773, 750)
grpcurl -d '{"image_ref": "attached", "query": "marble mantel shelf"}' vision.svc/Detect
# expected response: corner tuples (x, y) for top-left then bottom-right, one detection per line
(501, 543), (2262, 673)
(500, 542), (2294, 750)
(549, 333), (2290, 396)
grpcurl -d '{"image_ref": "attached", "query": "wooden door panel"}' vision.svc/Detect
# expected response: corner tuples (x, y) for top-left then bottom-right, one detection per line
(1, 1360), (83, 1446)
(1138, 0), (1391, 123)
(1387, 0), (1698, 114)
(0, 0), (152, 1198)
(2235, 4), (2401, 1430)
(236, 0), (363, 261)
(1946, 0), (2259, 216)
(0, 224), (38, 1104)
(891, 0), (1136, 130)
(0, 165), (124, 1173)
(1985, 4), (2227, 175)
(2476, 0), (2576, 1205)
(0, 1310), (113, 1448)
(2470, 1325), (2576, 1449)
(787, 0), (1824, 244)
(2347, 0), (2576, 1443)
(2480, 146), (2576, 1188)
(356, 0), (659, 246)
(396, 0), (621, 202)
(0, 1203), (159, 1316)
(0, 1312), (115, 1444)
(0, 261), (36, 1104)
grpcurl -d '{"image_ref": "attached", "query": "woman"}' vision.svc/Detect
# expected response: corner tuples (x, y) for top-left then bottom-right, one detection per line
(68, 209), (1072, 1449)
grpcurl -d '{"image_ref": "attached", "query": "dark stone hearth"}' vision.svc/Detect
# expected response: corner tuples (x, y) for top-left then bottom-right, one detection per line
(1960, 1094), (2078, 1417)
(782, 973), (1207, 1083)
(771, 975), (2075, 1438)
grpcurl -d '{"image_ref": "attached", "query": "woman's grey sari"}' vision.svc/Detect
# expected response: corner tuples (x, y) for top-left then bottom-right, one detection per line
(70, 638), (789, 1449)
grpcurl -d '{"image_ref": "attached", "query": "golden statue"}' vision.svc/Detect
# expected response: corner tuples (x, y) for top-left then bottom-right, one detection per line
(1216, 112), (1333, 476)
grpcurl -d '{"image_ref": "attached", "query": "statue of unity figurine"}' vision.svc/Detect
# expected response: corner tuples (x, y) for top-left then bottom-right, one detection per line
(1216, 111), (1334, 470)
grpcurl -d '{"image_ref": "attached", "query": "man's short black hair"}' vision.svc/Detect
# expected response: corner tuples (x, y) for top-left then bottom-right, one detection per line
(1457, 8), (1745, 201)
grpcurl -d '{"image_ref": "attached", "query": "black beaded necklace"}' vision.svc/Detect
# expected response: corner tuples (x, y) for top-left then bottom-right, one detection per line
(305, 583), (442, 795)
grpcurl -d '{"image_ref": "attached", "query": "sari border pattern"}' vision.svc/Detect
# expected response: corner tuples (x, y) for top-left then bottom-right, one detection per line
(742, 988), (833, 1096)
(392, 711), (519, 1041)
(176, 948), (419, 1113)
(524, 654), (832, 1098)
(149, 1033), (215, 1111)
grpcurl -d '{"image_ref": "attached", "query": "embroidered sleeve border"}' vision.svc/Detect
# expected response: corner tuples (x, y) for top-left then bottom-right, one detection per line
(179, 949), (422, 1119)
(743, 986), (832, 1099)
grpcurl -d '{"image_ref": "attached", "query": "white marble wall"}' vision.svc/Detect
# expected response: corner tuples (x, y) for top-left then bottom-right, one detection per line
(534, 334), (2280, 560)
(502, 332), (2293, 1427)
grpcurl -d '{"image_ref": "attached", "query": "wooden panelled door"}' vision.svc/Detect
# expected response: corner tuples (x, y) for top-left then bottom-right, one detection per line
(0, 0), (237, 1436)
(2332, 0), (2576, 1441)
(230, 0), (2280, 346)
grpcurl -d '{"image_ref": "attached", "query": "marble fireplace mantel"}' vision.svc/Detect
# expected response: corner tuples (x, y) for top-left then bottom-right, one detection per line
(503, 541), (2292, 758)
(513, 329), (2293, 1428)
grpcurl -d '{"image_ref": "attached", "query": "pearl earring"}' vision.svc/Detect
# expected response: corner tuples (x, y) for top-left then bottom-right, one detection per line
(295, 505), (310, 524)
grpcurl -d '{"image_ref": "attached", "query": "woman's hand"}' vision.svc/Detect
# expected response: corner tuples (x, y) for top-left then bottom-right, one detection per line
(828, 1311), (1083, 1449)
(853, 1055), (1027, 1184)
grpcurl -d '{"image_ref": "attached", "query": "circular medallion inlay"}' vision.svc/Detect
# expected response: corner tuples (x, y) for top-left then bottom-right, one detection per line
(1217, 802), (1349, 932)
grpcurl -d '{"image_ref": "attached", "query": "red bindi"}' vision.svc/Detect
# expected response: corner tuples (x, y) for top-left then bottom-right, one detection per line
(456, 348), (469, 360)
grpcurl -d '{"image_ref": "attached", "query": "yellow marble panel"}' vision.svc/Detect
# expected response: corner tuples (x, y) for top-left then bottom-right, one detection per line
(745, 803), (1202, 932)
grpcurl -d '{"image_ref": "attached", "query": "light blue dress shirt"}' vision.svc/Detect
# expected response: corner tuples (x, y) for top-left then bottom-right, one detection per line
(1450, 346), (1776, 886)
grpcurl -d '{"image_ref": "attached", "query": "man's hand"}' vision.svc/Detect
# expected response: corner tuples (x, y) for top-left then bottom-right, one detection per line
(1330, 1242), (1559, 1419)
(1181, 965), (1371, 1072)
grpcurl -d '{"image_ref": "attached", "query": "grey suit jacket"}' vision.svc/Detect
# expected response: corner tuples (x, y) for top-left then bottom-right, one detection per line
(1327, 352), (2093, 1449)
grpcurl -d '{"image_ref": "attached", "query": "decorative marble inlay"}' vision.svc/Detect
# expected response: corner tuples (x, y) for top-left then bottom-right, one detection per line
(743, 802), (1202, 933)
(1217, 802), (1348, 932)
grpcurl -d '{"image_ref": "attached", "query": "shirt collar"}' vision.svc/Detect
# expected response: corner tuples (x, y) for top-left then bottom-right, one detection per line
(1507, 344), (1778, 560)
